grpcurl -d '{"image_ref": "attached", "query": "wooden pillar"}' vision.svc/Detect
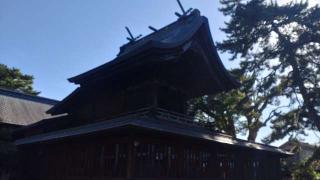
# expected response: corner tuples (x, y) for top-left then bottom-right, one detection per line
(176, 140), (184, 178)
(209, 145), (218, 178)
(126, 136), (135, 179)
(275, 157), (281, 180)
(234, 149), (243, 180)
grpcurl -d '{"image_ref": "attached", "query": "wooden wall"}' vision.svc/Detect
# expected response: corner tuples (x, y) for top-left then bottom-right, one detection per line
(69, 81), (188, 124)
(18, 134), (282, 180)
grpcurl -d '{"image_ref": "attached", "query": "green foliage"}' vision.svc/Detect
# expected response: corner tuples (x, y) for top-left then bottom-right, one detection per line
(216, 0), (320, 143)
(293, 164), (319, 180)
(0, 64), (39, 95)
(292, 147), (320, 179)
(188, 86), (243, 137)
(192, 0), (320, 142)
(189, 69), (273, 141)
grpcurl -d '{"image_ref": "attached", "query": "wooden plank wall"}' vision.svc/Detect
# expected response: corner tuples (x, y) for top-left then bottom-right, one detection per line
(19, 136), (282, 180)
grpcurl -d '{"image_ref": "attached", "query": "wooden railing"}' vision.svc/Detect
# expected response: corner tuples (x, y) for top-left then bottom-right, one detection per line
(111, 107), (206, 126)
(154, 108), (195, 123)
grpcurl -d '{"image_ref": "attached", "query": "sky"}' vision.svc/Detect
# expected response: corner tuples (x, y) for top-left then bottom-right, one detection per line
(0, 0), (319, 146)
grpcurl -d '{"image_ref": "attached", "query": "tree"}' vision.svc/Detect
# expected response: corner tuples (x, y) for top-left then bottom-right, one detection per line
(292, 146), (320, 179)
(216, 0), (320, 143)
(0, 64), (39, 95)
(189, 68), (279, 141)
(188, 84), (243, 137)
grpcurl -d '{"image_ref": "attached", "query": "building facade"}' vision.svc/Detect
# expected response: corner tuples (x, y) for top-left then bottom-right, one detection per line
(15, 10), (290, 180)
(0, 87), (58, 179)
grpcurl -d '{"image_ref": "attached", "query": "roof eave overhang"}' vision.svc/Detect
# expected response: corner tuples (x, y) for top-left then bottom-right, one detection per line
(15, 117), (292, 157)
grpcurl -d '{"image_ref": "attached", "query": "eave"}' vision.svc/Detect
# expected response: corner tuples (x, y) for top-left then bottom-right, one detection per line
(15, 116), (292, 157)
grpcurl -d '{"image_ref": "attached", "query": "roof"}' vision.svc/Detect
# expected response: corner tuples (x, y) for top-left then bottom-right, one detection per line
(47, 10), (240, 115)
(15, 116), (292, 156)
(280, 140), (318, 153)
(117, 10), (203, 57)
(68, 9), (239, 87)
(0, 87), (59, 126)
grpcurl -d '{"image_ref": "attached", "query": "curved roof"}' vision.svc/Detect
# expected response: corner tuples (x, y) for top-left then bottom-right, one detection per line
(48, 10), (240, 115)
(68, 10), (239, 88)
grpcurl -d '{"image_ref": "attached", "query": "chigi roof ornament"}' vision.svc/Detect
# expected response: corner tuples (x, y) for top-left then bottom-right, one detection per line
(148, 26), (158, 32)
(124, 0), (191, 42)
(125, 26), (142, 43)
(175, 0), (193, 18)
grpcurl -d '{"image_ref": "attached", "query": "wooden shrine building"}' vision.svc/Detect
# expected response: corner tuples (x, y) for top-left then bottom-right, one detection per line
(15, 9), (291, 180)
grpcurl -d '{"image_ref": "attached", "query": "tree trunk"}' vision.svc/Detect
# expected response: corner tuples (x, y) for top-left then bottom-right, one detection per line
(247, 117), (261, 142)
(226, 118), (237, 137)
(273, 24), (320, 131)
(289, 54), (320, 130)
(247, 128), (258, 142)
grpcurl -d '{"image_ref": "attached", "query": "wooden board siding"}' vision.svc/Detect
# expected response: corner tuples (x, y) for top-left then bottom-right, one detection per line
(19, 133), (282, 180)
(20, 137), (128, 180)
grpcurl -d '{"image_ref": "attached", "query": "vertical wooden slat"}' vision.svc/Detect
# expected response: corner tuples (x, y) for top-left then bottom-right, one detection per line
(126, 137), (134, 179)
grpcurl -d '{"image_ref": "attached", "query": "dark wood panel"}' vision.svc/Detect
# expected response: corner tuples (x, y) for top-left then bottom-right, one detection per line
(19, 135), (282, 180)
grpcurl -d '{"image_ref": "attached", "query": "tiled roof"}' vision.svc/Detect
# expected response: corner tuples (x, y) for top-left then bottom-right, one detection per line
(0, 87), (59, 126)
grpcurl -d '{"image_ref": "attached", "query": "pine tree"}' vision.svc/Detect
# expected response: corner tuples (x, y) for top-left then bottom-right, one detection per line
(217, 0), (320, 143)
(189, 68), (275, 141)
(0, 64), (39, 95)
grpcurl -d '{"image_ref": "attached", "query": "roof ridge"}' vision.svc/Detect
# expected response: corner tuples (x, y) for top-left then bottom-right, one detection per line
(0, 87), (59, 105)
(118, 9), (202, 56)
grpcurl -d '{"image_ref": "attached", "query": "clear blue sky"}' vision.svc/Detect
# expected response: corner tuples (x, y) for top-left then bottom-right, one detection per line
(1, 0), (319, 146)
(1, 0), (235, 100)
